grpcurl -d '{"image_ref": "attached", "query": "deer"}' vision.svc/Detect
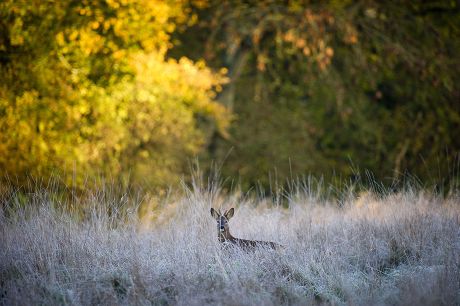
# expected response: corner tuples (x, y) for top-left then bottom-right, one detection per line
(210, 207), (282, 250)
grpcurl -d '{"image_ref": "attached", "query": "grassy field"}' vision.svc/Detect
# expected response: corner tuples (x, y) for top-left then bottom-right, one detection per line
(1, 181), (459, 305)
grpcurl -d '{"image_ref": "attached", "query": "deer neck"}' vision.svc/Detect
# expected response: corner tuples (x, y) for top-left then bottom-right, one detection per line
(218, 229), (234, 242)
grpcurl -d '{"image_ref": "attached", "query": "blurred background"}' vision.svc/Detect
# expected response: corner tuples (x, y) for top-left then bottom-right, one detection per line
(1, 0), (459, 193)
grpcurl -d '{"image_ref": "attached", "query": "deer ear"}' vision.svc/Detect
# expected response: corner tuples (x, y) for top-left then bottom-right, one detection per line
(225, 207), (234, 219)
(210, 208), (219, 218)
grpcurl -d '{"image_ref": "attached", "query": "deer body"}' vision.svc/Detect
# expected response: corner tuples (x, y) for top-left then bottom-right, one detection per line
(211, 208), (281, 250)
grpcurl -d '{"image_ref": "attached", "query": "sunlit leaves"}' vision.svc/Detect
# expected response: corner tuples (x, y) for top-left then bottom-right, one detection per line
(0, 0), (229, 188)
(110, 51), (230, 185)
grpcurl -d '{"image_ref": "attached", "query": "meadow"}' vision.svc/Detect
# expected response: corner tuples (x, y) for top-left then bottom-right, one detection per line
(1, 179), (459, 306)
(2, 2), (459, 305)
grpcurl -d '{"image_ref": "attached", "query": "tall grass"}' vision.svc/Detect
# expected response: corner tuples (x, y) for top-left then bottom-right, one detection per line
(1, 178), (459, 305)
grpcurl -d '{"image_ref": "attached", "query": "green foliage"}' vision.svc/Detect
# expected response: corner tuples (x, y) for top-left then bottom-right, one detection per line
(1, 0), (459, 192)
(173, 0), (460, 190)
(0, 0), (229, 188)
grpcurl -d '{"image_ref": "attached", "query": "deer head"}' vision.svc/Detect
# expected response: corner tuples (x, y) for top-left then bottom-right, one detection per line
(210, 207), (234, 241)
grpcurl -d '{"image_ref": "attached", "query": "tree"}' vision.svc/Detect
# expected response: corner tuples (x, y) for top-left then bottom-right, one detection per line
(172, 0), (460, 190)
(0, 0), (229, 188)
